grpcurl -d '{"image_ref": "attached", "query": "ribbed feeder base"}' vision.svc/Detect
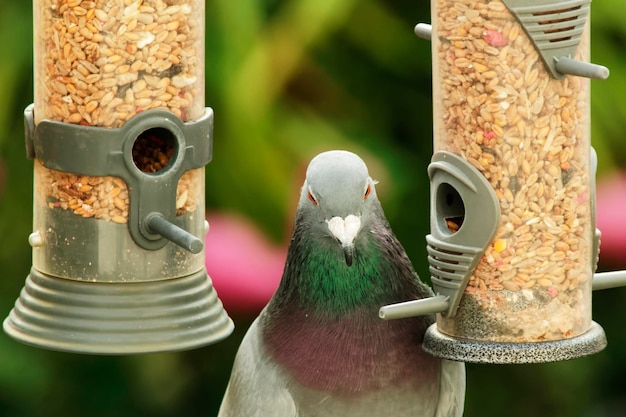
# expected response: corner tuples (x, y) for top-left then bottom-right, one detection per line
(423, 322), (607, 364)
(3, 268), (234, 354)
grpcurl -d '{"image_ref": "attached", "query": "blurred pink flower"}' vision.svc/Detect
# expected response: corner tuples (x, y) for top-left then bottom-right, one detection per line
(596, 173), (626, 267)
(205, 212), (286, 316)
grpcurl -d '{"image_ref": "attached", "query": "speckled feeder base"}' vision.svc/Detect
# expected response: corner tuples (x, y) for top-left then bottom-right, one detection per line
(3, 267), (234, 355)
(422, 322), (607, 364)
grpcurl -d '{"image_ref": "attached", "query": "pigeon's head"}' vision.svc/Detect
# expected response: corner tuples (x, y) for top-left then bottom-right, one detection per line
(298, 150), (379, 266)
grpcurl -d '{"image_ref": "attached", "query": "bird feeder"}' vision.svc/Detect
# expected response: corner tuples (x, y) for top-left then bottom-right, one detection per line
(381, 0), (626, 363)
(3, 0), (234, 354)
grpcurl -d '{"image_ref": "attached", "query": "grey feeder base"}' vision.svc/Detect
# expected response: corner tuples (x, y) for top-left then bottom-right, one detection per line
(422, 321), (607, 364)
(3, 267), (234, 355)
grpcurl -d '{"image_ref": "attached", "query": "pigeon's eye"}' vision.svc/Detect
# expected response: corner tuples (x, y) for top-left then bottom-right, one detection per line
(364, 184), (371, 200)
(307, 188), (318, 206)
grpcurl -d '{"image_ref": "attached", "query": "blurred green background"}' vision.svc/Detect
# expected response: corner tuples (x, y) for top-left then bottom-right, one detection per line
(1, 0), (626, 416)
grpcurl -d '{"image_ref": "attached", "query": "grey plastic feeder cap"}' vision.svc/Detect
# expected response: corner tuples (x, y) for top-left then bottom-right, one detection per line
(3, 268), (234, 355)
(423, 322), (607, 364)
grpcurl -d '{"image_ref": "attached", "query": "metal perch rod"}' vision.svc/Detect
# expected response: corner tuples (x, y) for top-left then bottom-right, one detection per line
(553, 56), (610, 80)
(146, 214), (204, 254)
(379, 295), (449, 320)
(593, 271), (626, 291)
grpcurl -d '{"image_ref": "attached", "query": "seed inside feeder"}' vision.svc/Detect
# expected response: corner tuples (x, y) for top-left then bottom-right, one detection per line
(132, 128), (176, 174)
(445, 216), (464, 233)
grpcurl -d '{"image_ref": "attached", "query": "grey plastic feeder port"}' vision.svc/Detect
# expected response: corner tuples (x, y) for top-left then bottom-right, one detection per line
(380, 151), (501, 320)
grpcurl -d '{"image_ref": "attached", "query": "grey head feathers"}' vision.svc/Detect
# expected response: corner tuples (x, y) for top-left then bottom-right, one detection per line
(301, 150), (377, 216)
(297, 150), (379, 266)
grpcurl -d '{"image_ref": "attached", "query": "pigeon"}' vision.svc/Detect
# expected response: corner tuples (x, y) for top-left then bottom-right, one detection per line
(218, 150), (465, 417)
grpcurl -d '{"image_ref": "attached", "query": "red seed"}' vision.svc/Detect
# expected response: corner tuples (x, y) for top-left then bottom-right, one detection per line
(484, 131), (496, 140)
(547, 287), (558, 298)
(483, 30), (507, 47)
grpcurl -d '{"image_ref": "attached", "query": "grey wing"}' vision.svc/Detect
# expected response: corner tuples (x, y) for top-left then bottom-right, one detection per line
(218, 317), (298, 417)
(434, 359), (466, 417)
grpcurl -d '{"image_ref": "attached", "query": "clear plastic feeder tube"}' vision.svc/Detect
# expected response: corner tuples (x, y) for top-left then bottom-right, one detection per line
(35, 0), (205, 126)
(32, 0), (207, 279)
(431, 0), (592, 342)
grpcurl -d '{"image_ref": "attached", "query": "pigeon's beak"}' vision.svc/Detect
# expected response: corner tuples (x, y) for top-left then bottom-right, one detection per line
(327, 215), (361, 267)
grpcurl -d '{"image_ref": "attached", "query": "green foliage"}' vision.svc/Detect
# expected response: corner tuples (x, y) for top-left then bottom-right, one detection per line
(1, 0), (626, 416)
